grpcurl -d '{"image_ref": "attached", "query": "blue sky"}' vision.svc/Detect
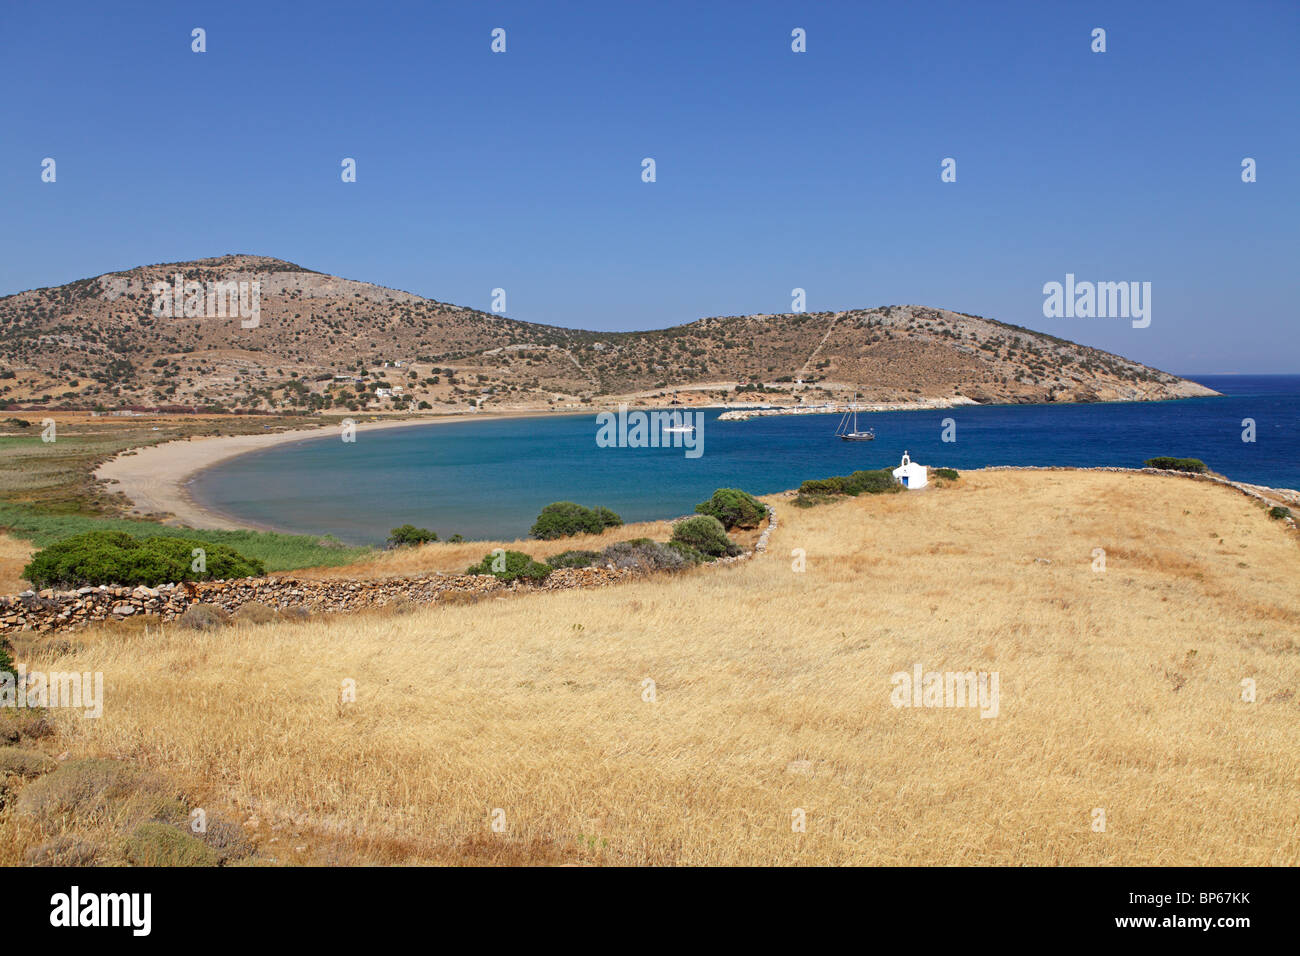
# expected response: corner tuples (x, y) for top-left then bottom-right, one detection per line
(2, 0), (1296, 373)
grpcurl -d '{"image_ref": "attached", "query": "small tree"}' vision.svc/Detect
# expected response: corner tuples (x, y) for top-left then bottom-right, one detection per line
(670, 516), (741, 560)
(1144, 457), (1208, 474)
(387, 524), (437, 548)
(530, 502), (623, 540)
(694, 488), (767, 530)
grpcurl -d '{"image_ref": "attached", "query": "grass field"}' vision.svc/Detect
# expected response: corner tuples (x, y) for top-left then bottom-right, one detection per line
(4, 469), (1296, 866)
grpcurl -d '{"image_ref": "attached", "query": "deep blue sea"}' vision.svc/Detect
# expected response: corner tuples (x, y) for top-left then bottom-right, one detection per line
(191, 375), (1299, 544)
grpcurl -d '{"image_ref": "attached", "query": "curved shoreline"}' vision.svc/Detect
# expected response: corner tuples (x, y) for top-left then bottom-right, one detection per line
(95, 412), (567, 531)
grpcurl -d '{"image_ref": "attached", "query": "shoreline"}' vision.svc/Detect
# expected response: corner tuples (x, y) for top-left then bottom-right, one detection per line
(94, 411), (570, 532)
(94, 395), (1299, 538)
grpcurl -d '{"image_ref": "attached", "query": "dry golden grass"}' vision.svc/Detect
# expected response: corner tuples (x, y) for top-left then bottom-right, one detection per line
(12, 470), (1299, 865)
(0, 533), (34, 594)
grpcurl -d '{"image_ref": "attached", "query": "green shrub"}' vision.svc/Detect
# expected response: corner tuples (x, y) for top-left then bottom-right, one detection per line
(798, 477), (847, 495)
(665, 540), (707, 563)
(466, 549), (553, 583)
(670, 516), (741, 559)
(529, 502), (623, 540)
(0, 639), (15, 682)
(387, 524), (437, 548)
(793, 492), (841, 508)
(1268, 506), (1292, 520)
(933, 468), (960, 481)
(1144, 457), (1208, 473)
(23, 531), (264, 589)
(546, 549), (601, 569)
(694, 488), (767, 530)
(123, 823), (219, 867)
(799, 468), (900, 497)
(842, 468), (899, 495)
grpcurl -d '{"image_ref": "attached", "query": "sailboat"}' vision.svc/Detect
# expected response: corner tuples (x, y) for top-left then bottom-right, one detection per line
(835, 394), (875, 441)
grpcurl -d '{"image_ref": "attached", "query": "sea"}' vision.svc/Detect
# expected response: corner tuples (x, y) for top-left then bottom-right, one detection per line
(190, 375), (1299, 544)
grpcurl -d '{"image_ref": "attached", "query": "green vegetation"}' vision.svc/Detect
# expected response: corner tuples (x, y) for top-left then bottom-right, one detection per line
(529, 501), (624, 540)
(0, 638), (16, 680)
(466, 549), (553, 583)
(23, 530), (265, 589)
(933, 468), (960, 481)
(799, 467), (900, 496)
(386, 524), (437, 548)
(598, 538), (693, 571)
(123, 823), (219, 867)
(694, 488), (767, 530)
(670, 515), (741, 559)
(1144, 457), (1209, 474)
(0, 502), (370, 571)
(793, 466), (903, 507)
(1268, 506), (1292, 520)
(546, 549), (602, 569)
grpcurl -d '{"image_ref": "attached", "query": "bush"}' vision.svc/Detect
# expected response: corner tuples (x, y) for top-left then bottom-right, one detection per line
(0, 639), (15, 682)
(546, 549), (601, 569)
(597, 538), (690, 572)
(0, 747), (57, 779)
(24, 835), (101, 867)
(933, 468), (960, 481)
(799, 468), (900, 497)
(791, 492), (838, 509)
(123, 823), (219, 867)
(670, 516), (741, 559)
(1144, 457), (1208, 473)
(1268, 506), (1292, 520)
(23, 531), (264, 589)
(529, 502), (623, 540)
(178, 603), (230, 631)
(466, 550), (553, 583)
(842, 468), (899, 495)
(694, 488), (767, 530)
(665, 540), (707, 563)
(231, 602), (277, 625)
(798, 477), (847, 495)
(387, 524), (437, 548)
(16, 758), (170, 822)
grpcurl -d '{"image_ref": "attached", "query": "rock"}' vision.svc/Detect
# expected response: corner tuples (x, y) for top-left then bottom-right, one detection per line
(111, 604), (135, 616)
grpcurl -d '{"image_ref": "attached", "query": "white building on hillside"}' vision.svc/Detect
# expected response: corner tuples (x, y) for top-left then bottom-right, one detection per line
(893, 451), (928, 490)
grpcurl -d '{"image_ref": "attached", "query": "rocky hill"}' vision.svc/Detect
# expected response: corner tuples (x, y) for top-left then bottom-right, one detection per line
(0, 254), (1216, 413)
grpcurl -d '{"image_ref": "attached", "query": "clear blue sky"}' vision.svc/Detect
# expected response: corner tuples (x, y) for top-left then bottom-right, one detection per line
(2, 0), (1296, 373)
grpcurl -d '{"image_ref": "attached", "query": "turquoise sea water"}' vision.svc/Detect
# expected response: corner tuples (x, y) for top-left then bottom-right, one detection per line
(191, 375), (1300, 544)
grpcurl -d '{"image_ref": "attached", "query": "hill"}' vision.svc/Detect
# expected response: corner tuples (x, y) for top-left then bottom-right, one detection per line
(0, 255), (1216, 412)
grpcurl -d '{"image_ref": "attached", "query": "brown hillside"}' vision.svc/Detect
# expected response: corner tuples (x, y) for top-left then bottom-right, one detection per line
(0, 255), (1216, 413)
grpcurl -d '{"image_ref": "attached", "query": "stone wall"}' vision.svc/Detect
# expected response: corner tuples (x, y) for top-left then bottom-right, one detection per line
(0, 566), (633, 635)
(1, 510), (781, 635)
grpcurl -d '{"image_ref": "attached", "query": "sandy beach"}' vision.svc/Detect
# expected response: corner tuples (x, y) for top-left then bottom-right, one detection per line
(94, 412), (557, 531)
